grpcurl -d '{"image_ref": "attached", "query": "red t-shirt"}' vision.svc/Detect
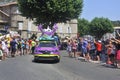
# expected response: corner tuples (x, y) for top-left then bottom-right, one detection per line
(28, 40), (32, 46)
(117, 50), (120, 60)
(95, 42), (102, 51)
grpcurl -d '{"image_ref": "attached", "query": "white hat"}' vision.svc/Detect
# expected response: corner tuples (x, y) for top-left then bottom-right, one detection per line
(84, 38), (87, 41)
(98, 40), (101, 43)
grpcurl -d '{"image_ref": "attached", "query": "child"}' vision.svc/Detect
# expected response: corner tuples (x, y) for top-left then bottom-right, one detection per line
(0, 43), (3, 61)
(116, 50), (120, 68)
(66, 39), (72, 57)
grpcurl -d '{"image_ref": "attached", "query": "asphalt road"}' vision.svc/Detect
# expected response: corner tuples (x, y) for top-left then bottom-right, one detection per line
(0, 50), (120, 80)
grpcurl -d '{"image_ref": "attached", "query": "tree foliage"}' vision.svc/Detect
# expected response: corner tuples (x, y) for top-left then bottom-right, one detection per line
(89, 17), (114, 39)
(78, 18), (90, 36)
(17, 0), (83, 27)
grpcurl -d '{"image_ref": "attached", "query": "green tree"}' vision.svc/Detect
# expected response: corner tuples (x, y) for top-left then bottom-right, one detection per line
(89, 17), (114, 39)
(78, 18), (90, 36)
(17, 0), (83, 27)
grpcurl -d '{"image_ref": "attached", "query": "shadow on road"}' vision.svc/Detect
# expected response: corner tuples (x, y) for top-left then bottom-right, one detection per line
(99, 64), (118, 69)
(32, 60), (59, 64)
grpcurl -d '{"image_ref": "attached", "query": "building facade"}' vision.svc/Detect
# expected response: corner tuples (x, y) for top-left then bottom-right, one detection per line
(0, 2), (78, 39)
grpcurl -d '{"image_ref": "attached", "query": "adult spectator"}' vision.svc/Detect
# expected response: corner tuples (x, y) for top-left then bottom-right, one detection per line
(21, 38), (25, 55)
(77, 37), (83, 57)
(71, 39), (77, 58)
(0, 41), (3, 61)
(28, 38), (32, 54)
(94, 40), (102, 62)
(106, 41), (116, 64)
(81, 38), (88, 61)
(89, 40), (96, 60)
(10, 38), (17, 57)
(1, 39), (8, 60)
(31, 39), (36, 54)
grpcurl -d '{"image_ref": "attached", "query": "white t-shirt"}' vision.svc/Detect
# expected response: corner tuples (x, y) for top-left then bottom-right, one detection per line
(2, 41), (6, 50)
(0, 50), (3, 56)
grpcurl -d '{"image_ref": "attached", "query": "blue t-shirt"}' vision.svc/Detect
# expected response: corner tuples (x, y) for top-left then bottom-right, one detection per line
(90, 42), (96, 50)
(10, 40), (17, 49)
(82, 40), (88, 49)
(21, 40), (25, 48)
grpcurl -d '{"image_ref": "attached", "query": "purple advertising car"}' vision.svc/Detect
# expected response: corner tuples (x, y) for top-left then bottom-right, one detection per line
(34, 36), (60, 62)
(33, 23), (60, 62)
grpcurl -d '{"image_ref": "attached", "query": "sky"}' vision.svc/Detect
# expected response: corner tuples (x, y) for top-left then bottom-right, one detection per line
(80, 0), (120, 21)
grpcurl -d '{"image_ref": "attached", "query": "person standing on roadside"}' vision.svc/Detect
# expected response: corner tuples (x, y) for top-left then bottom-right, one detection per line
(21, 38), (25, 55)
(87, 41), (92, 61)
(89, 40), (96, 61)
(77, 37), (83, 57)
(7, 38), (11, 57)
(106, 41), (115, 64)
(0, 41), (3, 61)
(28, 38), (32, 54)
(31, 39), (36, 54)
(81, 38), (88, 61)
(25, 40), (29, 54)
(66, 39), (72, 57)
(71, 39), (77, 58)
(1, 39), (8, 60)
(94, 40), (102, 62)
(10, 38), (17, 57)
(17, 39), (22, 56)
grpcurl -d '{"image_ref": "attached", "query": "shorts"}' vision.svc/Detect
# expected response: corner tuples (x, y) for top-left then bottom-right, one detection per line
(72, 49), (77, 52)
(67, 46), (72, 52)
(82, 48), (87, 54)
(90, 49), (95, 54)
(77, 47), (82, 52)
(96, 51), (101, 56)
(11, 48), (16, 53)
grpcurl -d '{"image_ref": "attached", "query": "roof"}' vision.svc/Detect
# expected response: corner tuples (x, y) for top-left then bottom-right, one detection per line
(114, 27), (120, 29)
(0, 2), (17, 7)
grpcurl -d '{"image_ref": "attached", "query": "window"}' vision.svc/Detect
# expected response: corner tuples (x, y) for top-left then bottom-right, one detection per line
(17, 21), (23, 30)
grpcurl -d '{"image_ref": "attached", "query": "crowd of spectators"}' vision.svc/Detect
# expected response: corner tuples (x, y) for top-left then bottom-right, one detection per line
(0, 34), (37, 61)
(66, 37), (120, 68)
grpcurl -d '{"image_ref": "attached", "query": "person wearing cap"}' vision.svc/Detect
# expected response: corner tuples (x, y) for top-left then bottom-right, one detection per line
(94, 40), (102, 62)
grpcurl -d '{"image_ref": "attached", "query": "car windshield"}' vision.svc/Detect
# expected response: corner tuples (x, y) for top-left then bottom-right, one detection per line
(39, 41), (56, 47)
